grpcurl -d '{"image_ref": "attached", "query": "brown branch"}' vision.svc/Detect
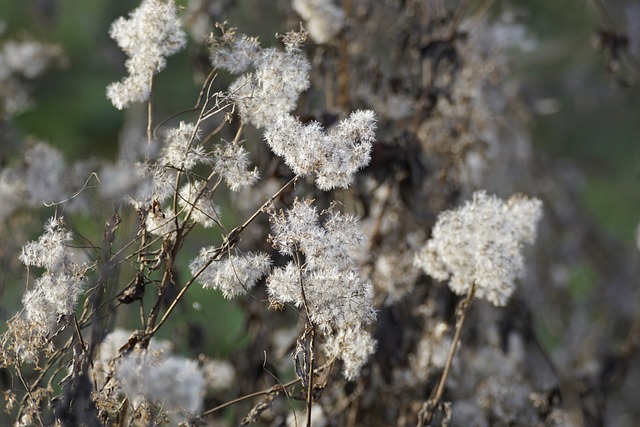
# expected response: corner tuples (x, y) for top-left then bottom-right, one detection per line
(418, 282), (476, 426)
(200, 378), (299, 418)
(146, 72), (153, 153)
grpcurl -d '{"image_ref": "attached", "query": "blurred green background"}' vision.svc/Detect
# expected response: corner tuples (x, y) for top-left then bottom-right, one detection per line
(509, 0), (640, 241)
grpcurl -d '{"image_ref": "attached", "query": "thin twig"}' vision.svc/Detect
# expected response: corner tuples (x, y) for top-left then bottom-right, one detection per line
(146, 72), (153, 152)
(199, 358), (336, 419)
(294, 250), (316, 427)
(147, 176), (298, 337)
(200, 378), (300, 417)
(419, 282), (476, 425)
(15, 364), (46, 427)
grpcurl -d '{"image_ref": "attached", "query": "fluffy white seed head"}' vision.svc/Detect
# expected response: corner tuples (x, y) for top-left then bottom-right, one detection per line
(178, 181), (220, 228)
(264, 110), (377, 190)
(323, 327), (377, 380)
(116, 351), (204, 415)
(414, 191), (543, 306)
(266, 261), (302, 304)
(264, 114), (326, 178)
(213, 141), (260, 191)
(107, 0), (186, 109)
(159, 122), (207, 171)
(209, 29), (260, 74)
(19, 218), (86, 333)
(230, 62), (310, 128)
(190, 250), (272, 298)
(223, 34), (311, 129)
(267, 200), (376, 331)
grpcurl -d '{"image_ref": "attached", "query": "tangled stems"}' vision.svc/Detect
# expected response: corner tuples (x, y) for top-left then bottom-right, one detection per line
(146, 175), (298, 339)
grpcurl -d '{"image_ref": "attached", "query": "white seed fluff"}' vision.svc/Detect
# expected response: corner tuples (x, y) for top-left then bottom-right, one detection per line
(116, 351), (204, 415)
(264, 110), (377, 190)
(19, 218), (86, 332)
(190, 250), (272, 298)
(414, 191), (542, 306)
(106, 0), (186, 109)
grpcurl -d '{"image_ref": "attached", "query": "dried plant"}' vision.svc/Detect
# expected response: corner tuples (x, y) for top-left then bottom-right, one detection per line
(1, 1), (639, 427)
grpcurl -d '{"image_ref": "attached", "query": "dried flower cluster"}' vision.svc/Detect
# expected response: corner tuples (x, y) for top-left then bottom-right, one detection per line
(265, 110), (376, 190)
(268, 201), (375, 329)
(212, 29), (311, 129)
(19, 217), (87, 335)
(190, 250), (272, 298)
(415, 191), (543, 306)
(267, 199), (376, 379)
(106, 0), (186, 109)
